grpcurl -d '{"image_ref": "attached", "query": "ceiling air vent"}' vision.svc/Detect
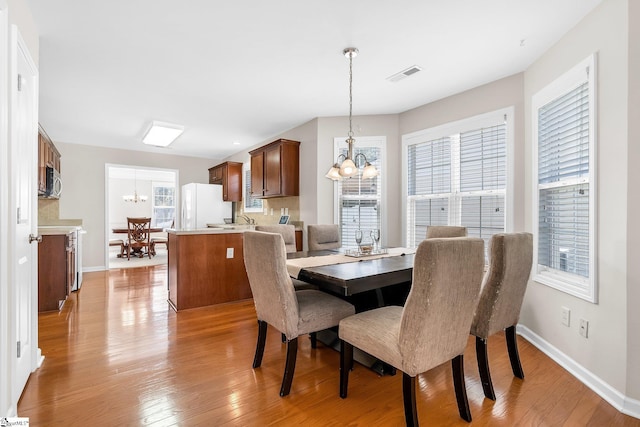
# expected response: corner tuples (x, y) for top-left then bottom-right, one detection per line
(386, 65), (423, 83)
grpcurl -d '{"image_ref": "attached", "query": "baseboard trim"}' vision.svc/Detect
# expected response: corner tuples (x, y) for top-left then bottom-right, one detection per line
(517, 325), (640, 419)
(83, 266), (107, 272)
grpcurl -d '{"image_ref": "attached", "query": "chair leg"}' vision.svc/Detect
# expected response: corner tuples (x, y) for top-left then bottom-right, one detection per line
(340, 340), (353, 398)
(506, 325), (524, 379)
(280, 337), (298, 397)
(402, 373), (418, 427)
(452, 355), (472, 422)
(475, 336), (496, 400)
(253, 320), (268, 369)
(281, 333), (286, 343)
(310, 332), (317, 349)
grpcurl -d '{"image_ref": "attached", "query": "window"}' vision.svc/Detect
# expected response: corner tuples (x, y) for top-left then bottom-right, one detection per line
(403, 108), (513, 250)
(243, 162), (263, 213)
(334, 137), (385, 249)
(151, 182), (175, 227)
(532, 54), (597, 302)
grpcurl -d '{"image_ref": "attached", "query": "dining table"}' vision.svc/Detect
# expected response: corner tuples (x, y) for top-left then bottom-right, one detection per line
(111, 227), (165, 257)
(286, 247), (416, 374)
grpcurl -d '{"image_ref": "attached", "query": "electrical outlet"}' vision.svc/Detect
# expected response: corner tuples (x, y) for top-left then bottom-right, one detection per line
(561, 307), (571, 327)
(579, 319), (589, 338)
(226, 248), (234, 258)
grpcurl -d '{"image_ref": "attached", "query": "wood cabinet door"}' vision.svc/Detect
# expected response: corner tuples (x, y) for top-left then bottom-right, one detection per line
(264, 145), (281, 197)
(225, 162), (243, 202)
(250, 152), (264, 197)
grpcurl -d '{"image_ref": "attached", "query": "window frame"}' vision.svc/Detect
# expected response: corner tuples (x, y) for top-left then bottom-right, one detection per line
(332, 136), (386, 249)
(401, 107), (515, 248)
(532, 54), (598, 303)
(242, 162), (263, 213)
(151, 181), (176, 228)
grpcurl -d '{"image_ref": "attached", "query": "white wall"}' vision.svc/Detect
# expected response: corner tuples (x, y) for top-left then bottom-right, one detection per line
(522, 0), (630, 395)
(56, 142), (215, 269)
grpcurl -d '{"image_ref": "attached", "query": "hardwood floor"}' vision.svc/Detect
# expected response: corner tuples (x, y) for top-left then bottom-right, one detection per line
(19, 266), (639, 426)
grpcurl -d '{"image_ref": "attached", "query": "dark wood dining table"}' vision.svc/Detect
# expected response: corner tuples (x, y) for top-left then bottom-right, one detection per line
(287, 249), (416, 374)
(288, 250), (415, 297)
(112, 227), (165, 257)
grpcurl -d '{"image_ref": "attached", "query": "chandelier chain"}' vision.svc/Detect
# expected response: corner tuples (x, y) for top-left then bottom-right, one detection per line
(348, 50), (353, 138)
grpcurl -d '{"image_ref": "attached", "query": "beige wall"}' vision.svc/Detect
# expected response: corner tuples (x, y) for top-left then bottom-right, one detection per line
(55, 142), (214, 269)
(521, 0), (629, 393)
(400, 73), (526, 231)
(627, 0), (640, 400)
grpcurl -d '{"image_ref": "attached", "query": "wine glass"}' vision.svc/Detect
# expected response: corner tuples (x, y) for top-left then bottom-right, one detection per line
(371, 229), (381, 252)
(355, 229), (363, 251)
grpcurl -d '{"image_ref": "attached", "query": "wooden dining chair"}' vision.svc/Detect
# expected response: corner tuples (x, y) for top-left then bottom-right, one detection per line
(339, 237), (485, 425)
(243, 230), (355, 397)
(307, 224), (341, 251)
(425, 225), (468, 238)
(150, 219), (174, 256)
(126, 217), (152, 259)
(470, 232), (533, 400)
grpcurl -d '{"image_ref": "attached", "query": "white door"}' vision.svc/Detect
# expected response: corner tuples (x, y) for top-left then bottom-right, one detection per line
(10, 26), (39, 404)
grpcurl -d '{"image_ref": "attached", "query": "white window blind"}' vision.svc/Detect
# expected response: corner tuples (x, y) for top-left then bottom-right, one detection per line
(335, 139), (384, 249)
(533, 54), (596, 302)
(405, 113), (508, 250)
(151, 182), (175, 228)
(243, 162), (263, 213)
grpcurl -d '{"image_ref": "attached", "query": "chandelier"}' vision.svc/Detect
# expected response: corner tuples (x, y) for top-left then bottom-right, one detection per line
(122, 169), (148, 203)
(325, 47), (378, 181)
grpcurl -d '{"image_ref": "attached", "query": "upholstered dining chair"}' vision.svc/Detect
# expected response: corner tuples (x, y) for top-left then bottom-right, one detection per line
(426, 225), (468, 238)
(243, 231), (355, 397)
(307, 224), (341, 251)
(126, 217), (152, 260)
(255, 224), (297, 253)
(339, 237), (485, 425)
(470, 232), (533, 401)
(150, 219), (174, 256)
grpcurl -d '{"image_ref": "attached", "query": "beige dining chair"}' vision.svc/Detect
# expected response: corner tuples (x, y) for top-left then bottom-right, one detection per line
(339, 237), (485, 425)
(243, 231), (355, 397)
(255, 224), (297, 253)
(470, 232), (533, 400)
(307, 224), (341, 251)
(426, 225), (468, 238)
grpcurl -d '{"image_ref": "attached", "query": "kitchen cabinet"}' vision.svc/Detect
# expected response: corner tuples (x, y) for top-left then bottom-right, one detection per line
(249, 139), (299, 198)
(208, 161), (243, 201)
(38, 233), (74, 312)
(168, 231), (251, 310)
(38, 124), (61, 197)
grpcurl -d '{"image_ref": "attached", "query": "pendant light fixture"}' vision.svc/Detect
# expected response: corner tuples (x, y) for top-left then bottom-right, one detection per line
(326, 47), (379, 181)
(122, 169), (148, 203)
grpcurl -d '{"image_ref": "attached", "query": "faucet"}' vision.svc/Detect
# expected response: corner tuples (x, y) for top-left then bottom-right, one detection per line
(238, 214), (256, 225)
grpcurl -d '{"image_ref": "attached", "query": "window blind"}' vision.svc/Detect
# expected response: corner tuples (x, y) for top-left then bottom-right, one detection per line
(244, 168), (263, 212)
(537, 82), (590, 277)
(406, 121), (506, 248)
(338, 146), (381, 249)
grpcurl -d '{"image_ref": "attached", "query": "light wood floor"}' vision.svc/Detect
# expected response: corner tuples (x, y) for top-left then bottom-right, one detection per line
(19, 266), (639, 426)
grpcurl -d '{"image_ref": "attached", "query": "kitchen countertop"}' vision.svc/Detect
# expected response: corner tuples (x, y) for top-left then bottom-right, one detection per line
(167, 225), (256, 235)
(38, 225), (84, 235)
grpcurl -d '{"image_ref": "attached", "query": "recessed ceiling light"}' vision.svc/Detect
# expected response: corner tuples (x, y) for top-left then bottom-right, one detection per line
(143, 121), (184, 147)
(233, 141), (241, 145)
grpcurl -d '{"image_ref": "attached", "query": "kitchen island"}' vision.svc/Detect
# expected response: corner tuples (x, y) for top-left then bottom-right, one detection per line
(167, 226), (255, 311)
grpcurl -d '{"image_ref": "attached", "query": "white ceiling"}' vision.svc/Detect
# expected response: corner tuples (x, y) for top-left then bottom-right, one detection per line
(26, 0), (602, 160)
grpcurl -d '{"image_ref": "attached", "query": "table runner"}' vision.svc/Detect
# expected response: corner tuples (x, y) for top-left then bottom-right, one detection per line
(286, 247), (416, 279)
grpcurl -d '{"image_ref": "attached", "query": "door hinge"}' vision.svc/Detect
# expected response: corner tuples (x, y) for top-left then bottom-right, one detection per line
(17, 341), (21, 358)
(17, 206), (21, 223)
(17, 74), (22, 91)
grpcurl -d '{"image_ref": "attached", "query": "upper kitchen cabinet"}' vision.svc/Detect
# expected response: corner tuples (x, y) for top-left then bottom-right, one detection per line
(38, 124), (61, 197)
(208, 161), (243, 201)
(249, 139), (300, 198)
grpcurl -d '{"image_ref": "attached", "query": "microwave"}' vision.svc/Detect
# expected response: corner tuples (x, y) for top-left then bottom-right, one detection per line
(45, 166), (62, 198)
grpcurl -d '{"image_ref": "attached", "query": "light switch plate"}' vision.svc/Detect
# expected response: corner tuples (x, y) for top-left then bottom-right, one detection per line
(226, 248), (234, 258)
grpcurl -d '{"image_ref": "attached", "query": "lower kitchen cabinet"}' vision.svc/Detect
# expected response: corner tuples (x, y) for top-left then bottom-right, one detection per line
(167, 231), (252, 310)
(38, 233), (74, 312)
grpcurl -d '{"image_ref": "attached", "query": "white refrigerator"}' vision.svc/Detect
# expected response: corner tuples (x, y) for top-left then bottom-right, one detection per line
(181, 183), (232, 229)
